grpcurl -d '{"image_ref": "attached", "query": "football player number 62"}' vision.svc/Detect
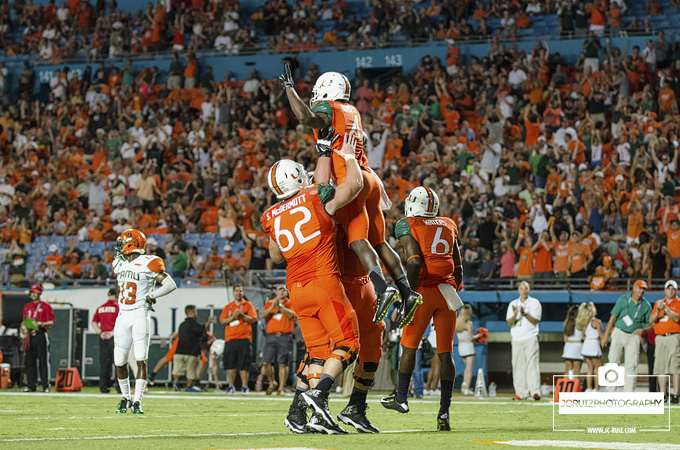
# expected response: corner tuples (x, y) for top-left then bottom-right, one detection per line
(274, 206), (321, 252)
(119, 282), (137, 305)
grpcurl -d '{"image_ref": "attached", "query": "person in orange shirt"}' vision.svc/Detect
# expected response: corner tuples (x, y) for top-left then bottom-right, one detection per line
(627, 197), (644, 245)
(260, 286), (295, 396)
(532, 231), (553, 279)
(44, 244), (62, 268)
(515, 234), (535, 279)
(648, 280), (680, 403)
(666, 219), (680, 275)
(219, 285), (258, 394)
(184, 53), (198, 89)
(550, 220), (573, 280)
(589, 255), (618, 289)
(587, 0), (607, 34)
(567, 232), (593, 279)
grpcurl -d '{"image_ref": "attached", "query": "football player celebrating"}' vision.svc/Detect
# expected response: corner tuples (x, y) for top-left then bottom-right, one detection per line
(113, 229), (177, 414)
(280, 64), (422, 328)
(380, 187), (463, 432)
(263, 132), (362, 434)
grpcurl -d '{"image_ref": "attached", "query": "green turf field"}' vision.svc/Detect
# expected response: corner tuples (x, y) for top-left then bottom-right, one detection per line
(0, 387), (678, 450)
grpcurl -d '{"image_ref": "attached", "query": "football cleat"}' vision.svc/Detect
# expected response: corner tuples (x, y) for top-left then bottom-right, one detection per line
(373, 286), (400, 324)
(242, 386), (250, 394)
(337, 404), (380, 433)
(132, 401), (144, 414)
(437, 412), (451, 431)
(380, 394), (409, 413)
(672, 395), (679, 404)
(186, 386), (201, 392)
(173, 382), (181, 392)
(284, 398), (309, 434)
(116, 397), (132, 414)
(301, 389), (336, 428)
(304, 412), (348, 435)
(226, 386), (235, 394)
(398, 290), (423, 328)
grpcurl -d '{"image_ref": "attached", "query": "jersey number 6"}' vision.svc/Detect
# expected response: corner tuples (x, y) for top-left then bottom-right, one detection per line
(119, 282), (137, 305)
(430, 227), (451, 255)
(274, 206), (321, 252)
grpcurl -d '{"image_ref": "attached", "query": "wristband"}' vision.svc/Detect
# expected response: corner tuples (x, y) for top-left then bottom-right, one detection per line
(407, 255), (421, 261)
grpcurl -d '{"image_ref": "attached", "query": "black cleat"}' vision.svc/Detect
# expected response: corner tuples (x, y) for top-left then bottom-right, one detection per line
(337, 404), (380, 433)
(284, 398), (309, 434)
(672, 395), (679, 404)
(116, 397), (132, 413)
(300, 389), (336, 427)
(304, 412), (348, 435)
(398, 290), (423, 328)
(380, 393), (409, 413)
(132, 401), (144, 414)
(373, 286), (400, 324)
(437, 412), (451, 431)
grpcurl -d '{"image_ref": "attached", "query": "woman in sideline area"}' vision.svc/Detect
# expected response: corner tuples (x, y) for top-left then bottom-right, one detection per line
(456, 304), (483, 395)
(562, 304), (584, 377)
(578, 302), (604, 392)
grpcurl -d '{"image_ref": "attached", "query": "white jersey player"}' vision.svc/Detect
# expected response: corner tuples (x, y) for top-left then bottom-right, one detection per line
(113, 229), (176, 415)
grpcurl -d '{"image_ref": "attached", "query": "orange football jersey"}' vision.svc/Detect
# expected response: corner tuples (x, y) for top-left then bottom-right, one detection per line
(311, 100), (369, 184)
(261, 184), (339, 285)
(395, 216), (458, 287)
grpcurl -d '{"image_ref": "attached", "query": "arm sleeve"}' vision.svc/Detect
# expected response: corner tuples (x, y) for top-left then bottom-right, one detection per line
(248, 303), (258, 320)
(310, 100), (333, 118)
(531, 299), (542, 321)
(395, 218), (412, 239)
(506, 301), (516, 320)
(317, 183), (335, 204)
(610, 296), (624, 317)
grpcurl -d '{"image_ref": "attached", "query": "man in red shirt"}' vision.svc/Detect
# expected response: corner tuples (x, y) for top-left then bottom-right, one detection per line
(92, 289), (120, 393)
(21, 284), (55, 392)
(261, 285), (295, 395)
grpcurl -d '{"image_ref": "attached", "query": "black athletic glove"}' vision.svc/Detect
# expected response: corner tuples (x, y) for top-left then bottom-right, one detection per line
(279, 63), (294, 89)
(316, 127), (338, 158)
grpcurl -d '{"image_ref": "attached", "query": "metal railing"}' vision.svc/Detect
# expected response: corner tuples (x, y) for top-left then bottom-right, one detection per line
(1, 273), (669, 291)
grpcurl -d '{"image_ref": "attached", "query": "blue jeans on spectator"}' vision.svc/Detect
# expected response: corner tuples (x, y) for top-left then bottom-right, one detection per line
(172, 271), (185, 287)
(672, 258), (680, 278)
(412, 346), (424, 398)
(534, 175), (546, 189)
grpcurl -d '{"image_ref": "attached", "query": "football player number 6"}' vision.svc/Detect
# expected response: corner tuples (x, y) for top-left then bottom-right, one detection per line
(274, 206), (321, 252)
(119, 282), (137, 305)
(431, 227), (450, 255)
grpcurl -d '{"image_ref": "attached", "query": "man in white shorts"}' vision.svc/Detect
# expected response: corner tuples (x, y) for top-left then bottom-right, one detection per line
(113, 229), (177, 414)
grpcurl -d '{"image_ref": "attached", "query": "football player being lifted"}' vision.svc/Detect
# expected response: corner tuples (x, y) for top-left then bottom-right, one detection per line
(280, 64), (422, 328)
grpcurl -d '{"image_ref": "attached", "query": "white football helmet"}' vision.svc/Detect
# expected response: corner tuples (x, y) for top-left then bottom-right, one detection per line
(267, 159), (312, 200)
(209, 339), (225, 358)
(310, 72), (351, 104)
(405, 186), (440, 218)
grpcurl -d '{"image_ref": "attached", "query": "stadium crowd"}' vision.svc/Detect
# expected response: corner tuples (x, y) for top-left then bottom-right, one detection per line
(0, 0), (664, 61)
(1, 1), (680, 289)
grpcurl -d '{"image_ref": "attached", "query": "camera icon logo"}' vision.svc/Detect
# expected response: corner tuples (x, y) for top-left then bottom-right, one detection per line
(598, 363), (625, 387)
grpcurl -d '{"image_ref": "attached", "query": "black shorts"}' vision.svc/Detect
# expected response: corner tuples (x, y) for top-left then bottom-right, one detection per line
(262, 333), (292, 366)
(223, 339), (251, 371)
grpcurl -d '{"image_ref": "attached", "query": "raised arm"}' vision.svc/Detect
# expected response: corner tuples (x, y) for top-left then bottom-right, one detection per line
(280, 64), (331, 129)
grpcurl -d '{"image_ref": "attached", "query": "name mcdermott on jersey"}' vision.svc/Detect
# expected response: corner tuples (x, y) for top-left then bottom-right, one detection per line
(266, 193), (309, 220)
(117, 270), (142, 281)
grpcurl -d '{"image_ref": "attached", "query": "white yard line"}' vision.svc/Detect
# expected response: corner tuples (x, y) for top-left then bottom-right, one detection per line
(487, 441), (680, 449)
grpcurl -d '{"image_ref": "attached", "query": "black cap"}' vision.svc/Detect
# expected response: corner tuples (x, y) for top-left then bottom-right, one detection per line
(108, 288), (117, 297)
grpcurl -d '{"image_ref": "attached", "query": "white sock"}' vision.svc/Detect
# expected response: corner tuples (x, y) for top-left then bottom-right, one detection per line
(134, 379), (146, 404)
(118, 378), (131, 399)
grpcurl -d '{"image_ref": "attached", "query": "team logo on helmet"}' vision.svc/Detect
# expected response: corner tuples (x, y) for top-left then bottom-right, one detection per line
(405, 186), (440, 218)
(118, 229), (147, 255)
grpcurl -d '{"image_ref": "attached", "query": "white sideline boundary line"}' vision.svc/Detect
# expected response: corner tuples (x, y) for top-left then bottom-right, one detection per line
(0, 429), (425, 442)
